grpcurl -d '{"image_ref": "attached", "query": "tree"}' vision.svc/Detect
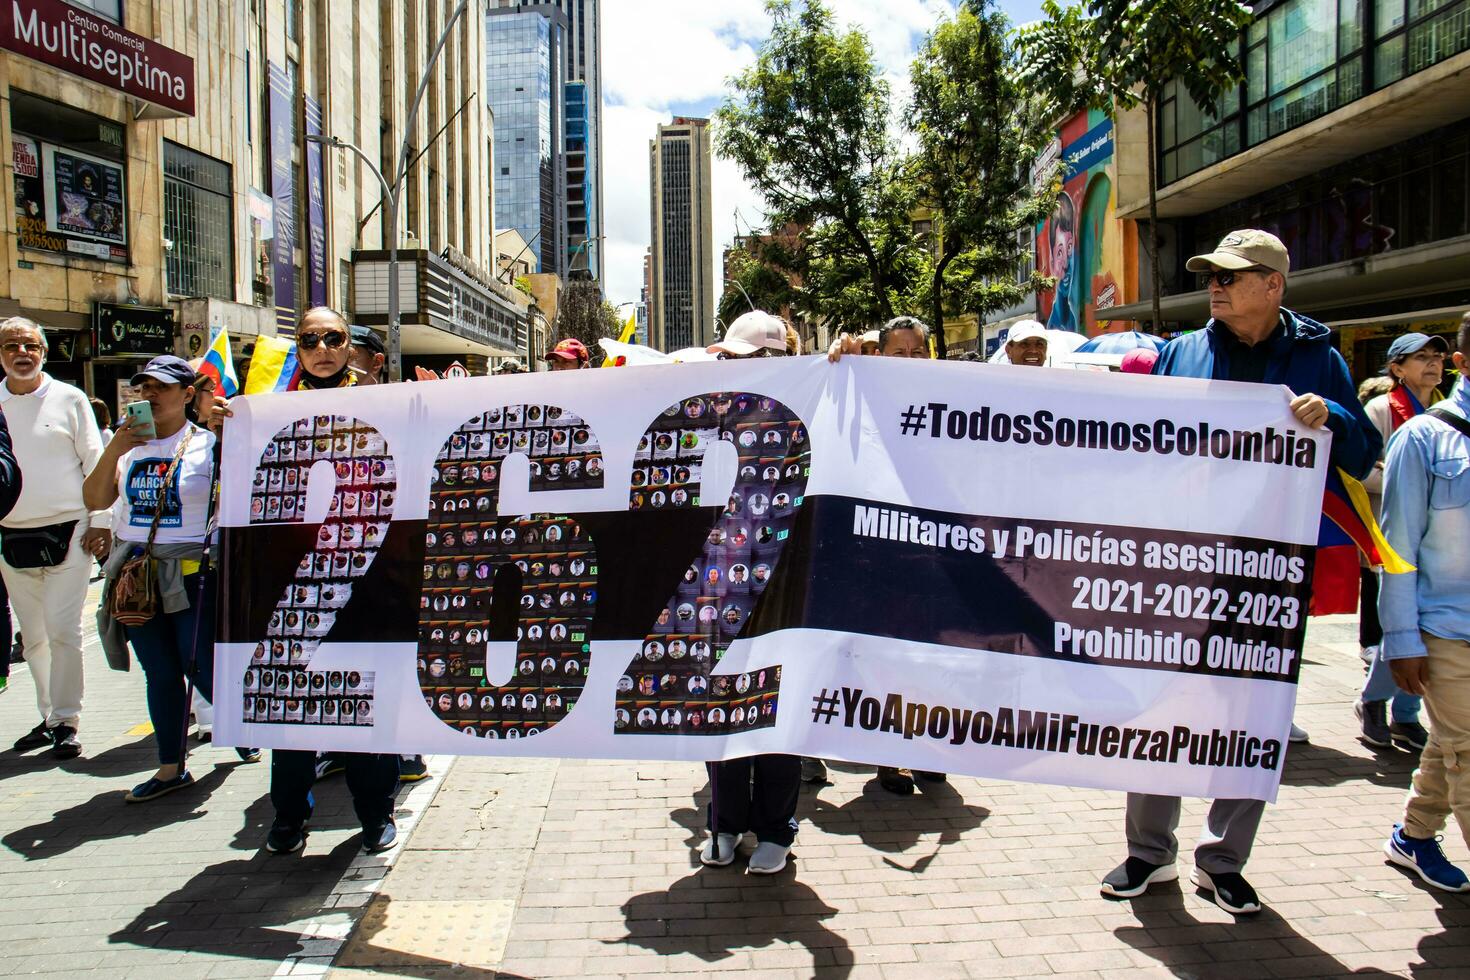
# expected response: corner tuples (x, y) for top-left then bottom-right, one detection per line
(555, 279), (621, 352)
(909, 0), (1058, 356)
(718, 238), (800, 327)
(1017, 0), (1250, 330)
(716, 0), (911, 324)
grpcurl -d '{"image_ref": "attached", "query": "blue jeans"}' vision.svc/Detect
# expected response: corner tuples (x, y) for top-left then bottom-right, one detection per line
(125, 573), (214, 766)
(1363, 645), (1423, 723)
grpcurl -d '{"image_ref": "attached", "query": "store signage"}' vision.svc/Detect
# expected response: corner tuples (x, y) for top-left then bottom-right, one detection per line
(0, 0), (195, 117)
(94, 302), (174, 357)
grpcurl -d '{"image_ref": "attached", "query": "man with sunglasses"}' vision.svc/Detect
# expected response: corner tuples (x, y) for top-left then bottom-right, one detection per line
(262, 306), (401, 855)
(1102, 230), (1380, 916)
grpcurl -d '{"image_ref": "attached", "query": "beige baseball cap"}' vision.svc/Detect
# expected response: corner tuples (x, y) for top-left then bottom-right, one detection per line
(1186, 229), (1290, 277)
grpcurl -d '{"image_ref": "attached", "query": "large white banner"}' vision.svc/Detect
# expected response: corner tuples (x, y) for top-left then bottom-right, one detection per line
(214, 357), (1328, 801)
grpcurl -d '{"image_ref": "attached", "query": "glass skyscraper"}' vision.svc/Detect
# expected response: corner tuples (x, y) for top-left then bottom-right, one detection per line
(486, 7), (567, 276)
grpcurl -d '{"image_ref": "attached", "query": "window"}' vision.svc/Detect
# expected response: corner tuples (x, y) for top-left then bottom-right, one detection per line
(164, 142), (234, 299)
(63, 0), (121, 23)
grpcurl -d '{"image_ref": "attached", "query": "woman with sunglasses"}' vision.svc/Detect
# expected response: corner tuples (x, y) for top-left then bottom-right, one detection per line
(293, 307), (357, 390)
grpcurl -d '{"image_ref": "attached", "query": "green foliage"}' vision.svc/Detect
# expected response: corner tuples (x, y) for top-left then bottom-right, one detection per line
(718, 241), (801, 326)
(556, 280), (621, 349)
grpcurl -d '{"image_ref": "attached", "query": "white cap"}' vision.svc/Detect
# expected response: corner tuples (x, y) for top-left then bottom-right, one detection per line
(860, 330), (880, 345)
(708, 311), (787, 356)
(1007, 320), (1047, 345)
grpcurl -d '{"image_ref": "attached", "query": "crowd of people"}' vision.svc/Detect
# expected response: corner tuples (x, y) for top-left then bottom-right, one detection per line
(0, 226), (1466, 918)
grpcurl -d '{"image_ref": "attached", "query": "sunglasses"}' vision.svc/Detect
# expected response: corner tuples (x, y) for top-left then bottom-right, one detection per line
(297, 330), (348, 351)
(1, 342), (44, 355)
(717, 348), (775, 361)
(1199, 267), (1271, 289)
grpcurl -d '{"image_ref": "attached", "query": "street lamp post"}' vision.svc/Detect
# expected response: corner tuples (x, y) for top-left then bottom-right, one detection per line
(724, 277), (757, 314)
(305, 0), (468, 382)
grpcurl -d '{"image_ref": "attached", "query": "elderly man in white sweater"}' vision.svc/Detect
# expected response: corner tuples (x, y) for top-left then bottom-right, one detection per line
(0, 318), (110, 759)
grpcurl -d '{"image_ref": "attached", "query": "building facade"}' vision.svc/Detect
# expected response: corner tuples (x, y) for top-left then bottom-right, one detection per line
(648, 117), (714, 352)
(0, 0), (519, 408)
(1107, 0), (1470, 376)
(485, 3), (566, 278)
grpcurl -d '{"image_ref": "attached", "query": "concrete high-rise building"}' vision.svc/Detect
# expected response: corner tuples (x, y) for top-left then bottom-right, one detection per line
(648, 118), (715, 352)
(490, 0), (603, 283)
(486, 3), (568, 276)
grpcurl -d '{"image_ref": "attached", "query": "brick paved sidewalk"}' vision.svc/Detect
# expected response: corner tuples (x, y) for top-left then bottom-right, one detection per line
(329, 618), (1470, 980)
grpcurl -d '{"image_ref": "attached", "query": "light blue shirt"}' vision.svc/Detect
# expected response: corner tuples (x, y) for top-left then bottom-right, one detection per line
(1379, 377), (1470, 660)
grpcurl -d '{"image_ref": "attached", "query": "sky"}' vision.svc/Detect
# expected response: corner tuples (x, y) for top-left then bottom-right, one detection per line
(598, 0), (1046, 309)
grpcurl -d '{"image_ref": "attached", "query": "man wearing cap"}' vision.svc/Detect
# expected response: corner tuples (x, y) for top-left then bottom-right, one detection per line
(1102, 229), (1381, 916)
(1004, 320), (1049, 367)
(348, 325), (386, 385)
(544, 338), (591, 371)
(0, 316), (110, 759)
(1356, 331), (1448, 750)
(1379, 311), (1470, 892)
(708, 310), (788, 358)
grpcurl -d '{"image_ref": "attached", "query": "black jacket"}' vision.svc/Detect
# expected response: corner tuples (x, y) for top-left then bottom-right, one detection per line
(0, 412), (21, 521)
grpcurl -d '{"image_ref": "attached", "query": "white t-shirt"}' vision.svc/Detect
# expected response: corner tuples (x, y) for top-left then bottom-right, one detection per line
(111, 424), (217, 545)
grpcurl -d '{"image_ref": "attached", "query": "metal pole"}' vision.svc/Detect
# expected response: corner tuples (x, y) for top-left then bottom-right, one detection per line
(725, 278), (756, 313)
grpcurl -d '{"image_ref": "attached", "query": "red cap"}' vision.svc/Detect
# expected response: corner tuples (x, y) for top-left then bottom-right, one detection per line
(544, 338), (590, 362)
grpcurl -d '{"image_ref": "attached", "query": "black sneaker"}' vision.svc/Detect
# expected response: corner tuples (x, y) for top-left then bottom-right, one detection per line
(50, 725), (81, 759)
(265, 821), (307, 854)
(314, 753), (346, 780)
(1390, 720), (1429, 753)
(362, 820), (398, 854)
(1101, 857), (1178, 898)
(915, 771), (947, 783)
(12, 722), (51, 752)
(1192, 868), (1262, 915)
(125, 771), (195, 803)
(878, 766), (915, 795)
(1356, 700), (1392, 748)
(399, 755), (430, 782)
(236, 747), (262, 763)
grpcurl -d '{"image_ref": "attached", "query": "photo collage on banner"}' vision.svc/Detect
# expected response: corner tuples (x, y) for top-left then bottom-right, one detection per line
(243, 415), (396, 726)
(419, 404), (603, 740)
(616, 392), (811, 737)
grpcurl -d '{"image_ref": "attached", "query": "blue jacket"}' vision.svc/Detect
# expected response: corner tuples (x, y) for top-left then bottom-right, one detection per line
(1153, 308), (1381, 480)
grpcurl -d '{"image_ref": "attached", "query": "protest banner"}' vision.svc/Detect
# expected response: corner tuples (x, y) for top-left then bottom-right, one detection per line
(214, 357), (1328, 801)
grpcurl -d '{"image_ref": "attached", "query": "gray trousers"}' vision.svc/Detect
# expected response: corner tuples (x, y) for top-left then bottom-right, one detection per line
(1126, 793), (1265, 874)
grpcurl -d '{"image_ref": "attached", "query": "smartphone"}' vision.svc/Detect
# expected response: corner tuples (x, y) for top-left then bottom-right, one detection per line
(124, 400), (156, 440)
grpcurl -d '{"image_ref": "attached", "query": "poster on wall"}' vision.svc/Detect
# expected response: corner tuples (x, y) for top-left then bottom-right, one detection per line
(304, 95), (328, 308)
(13, 136), (127, 261)
(1036, 110), (1135, 337)
(268, 61), (296, 331)
(213, 358), (1329, 802)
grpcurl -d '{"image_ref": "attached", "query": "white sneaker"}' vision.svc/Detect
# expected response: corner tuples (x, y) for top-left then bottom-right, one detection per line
(699, 832), (738, 867)
(1360, 644), (1380, 665)
(747, 841), (790, 874)
(1289, 723), (1309, 744)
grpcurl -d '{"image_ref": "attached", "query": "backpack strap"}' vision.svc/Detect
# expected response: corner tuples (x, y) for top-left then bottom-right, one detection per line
(1426, 407), (1470, 441)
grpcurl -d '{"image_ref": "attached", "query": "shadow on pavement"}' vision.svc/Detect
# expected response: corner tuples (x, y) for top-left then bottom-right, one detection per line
(806, 775), (987, 874)
(1111, 882), (1403, 978)
(0, 735), (156, 782)
(615, 869), (853, 978)
(1280, 739), (1418, 789)
(2, 762), (240, 858)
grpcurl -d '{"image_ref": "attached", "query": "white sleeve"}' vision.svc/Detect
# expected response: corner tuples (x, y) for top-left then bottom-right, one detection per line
(74, 391), (111, 530)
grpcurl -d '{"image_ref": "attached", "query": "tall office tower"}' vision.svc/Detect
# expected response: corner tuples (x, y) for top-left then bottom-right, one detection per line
(648, 118), (715, 352)
(490, 0), (603, 282)
(485, 4), (568, 276)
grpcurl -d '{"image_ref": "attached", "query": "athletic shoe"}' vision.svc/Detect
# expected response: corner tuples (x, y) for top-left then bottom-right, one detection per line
(314, 753), (346, 780)
(236, 747), (262, 763)
(399, 755), (430, 782)
(0, 677), (7, 694)
(1356, 700), (1392, 748)
(916, 771), (947, 783)
(1100, 857), (1177, 898)
(1360, 643), (1380, 665)
(747, 841), (790, 874)
(1390, 721), (1429, 753)
(800, 757), (828, 784)
(13, 722), (50, 751)
(50, 725), (81, 759)
(1192, 869), (1262, 915)
(1289, 723), (1309, 744)
(1385, 825), (1470, 892)
(362, 820), (398, 854)
(265, 821), (307, 854)
(125, 771), (195, 803)
(699, 832), (738, 867)
(878, 766), (915, 795)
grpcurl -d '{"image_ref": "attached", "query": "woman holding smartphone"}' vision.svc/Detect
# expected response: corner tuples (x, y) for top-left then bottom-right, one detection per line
(85, 355), (255, 803)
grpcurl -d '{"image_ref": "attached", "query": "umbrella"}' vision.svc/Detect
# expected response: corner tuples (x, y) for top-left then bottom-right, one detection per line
(1074, 331), (1167, 355)
(988, 328), (1088, 365)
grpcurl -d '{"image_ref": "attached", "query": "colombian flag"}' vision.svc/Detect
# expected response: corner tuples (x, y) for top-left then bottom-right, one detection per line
(196, 324), (240, 398)
(602, 313), (639, 367)
(1310, 467), (1415, 616)
(243, 335), (301, 395)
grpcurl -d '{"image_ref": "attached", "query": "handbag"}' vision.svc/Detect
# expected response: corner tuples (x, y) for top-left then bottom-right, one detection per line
(110, 428), (194, 628)
(0, 519), (79, 569)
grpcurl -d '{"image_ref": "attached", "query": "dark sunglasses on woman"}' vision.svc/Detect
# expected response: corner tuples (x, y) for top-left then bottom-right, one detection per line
(297, 330), (348, 351)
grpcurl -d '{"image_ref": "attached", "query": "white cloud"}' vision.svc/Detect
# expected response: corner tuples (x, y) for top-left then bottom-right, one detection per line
(599, 0), (991, 308)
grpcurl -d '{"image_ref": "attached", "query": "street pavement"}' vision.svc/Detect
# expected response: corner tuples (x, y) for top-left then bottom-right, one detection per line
(1, 594), (1467, 978)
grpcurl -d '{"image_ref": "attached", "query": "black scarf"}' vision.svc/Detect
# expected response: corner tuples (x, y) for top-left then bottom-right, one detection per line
(297, 363), (353, 390)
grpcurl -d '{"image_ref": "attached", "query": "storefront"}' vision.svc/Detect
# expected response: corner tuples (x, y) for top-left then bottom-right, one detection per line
(89, 302), (176, 416)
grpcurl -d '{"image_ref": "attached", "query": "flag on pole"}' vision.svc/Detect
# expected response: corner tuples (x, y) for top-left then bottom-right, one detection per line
(602, 313), (639, 367)
(196, 324), (240, 397)
(243, 336), (301, 394)
(1310, 466), (1414, 616)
